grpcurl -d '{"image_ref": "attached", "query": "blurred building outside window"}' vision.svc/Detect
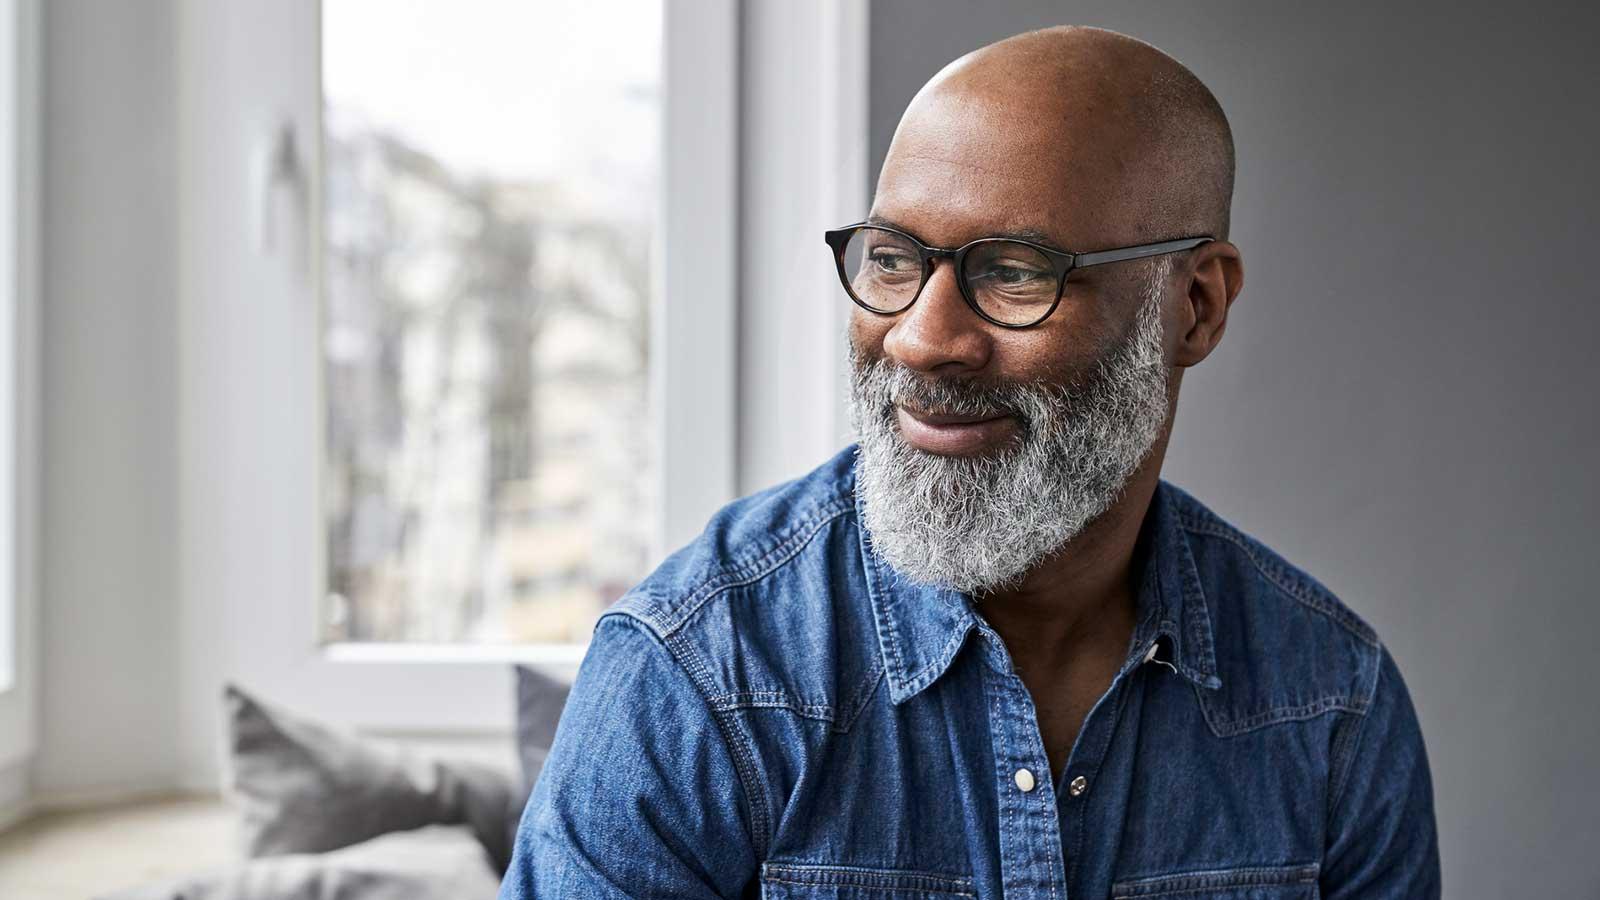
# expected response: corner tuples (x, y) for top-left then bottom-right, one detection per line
(320, 0), (661, 646)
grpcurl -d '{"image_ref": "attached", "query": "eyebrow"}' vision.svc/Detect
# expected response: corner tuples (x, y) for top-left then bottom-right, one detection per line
(863, 215), (1073, 254)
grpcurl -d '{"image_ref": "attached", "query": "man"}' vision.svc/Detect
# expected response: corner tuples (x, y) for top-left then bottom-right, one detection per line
(501, 24), (1440, 900)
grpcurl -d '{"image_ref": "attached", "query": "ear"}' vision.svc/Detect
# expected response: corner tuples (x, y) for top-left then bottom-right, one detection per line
(1173, 240), (1244, 368)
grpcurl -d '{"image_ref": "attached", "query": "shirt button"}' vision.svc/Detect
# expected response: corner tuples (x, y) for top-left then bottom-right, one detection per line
(1013, 768), (1036, 792)
(1068, 775), (1088, 797)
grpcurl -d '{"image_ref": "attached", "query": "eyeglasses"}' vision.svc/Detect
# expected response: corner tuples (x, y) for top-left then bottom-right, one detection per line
(824, 221), (1213, 328)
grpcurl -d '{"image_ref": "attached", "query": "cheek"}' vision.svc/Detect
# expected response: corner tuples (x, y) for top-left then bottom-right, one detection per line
(993, 330), (1089, 387)
(847, 310), (891, 356)
(1024, 293), (1139, 372)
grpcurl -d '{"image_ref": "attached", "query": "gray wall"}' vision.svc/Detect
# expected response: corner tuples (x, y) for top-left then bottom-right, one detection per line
(869, 3), (1597, 896)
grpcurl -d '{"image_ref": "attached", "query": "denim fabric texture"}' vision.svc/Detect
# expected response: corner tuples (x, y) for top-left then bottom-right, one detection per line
(500, 444), (1440, 899)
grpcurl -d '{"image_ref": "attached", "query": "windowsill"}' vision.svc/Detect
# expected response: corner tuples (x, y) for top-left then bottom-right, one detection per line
(321, 641), (589, 666)
(0, 793), (235, 898)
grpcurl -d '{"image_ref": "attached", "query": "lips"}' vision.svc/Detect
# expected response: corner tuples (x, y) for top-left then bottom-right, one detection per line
(899, 406), (1008, 426)
(894, 404), (1018, 456)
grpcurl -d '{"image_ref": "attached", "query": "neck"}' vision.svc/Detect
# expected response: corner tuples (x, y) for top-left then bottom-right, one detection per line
(973, 435), (1167, 673)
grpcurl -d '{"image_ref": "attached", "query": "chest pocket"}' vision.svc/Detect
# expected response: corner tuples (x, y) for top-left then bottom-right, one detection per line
(1110, 862), (1320, 899)
(760, 862), (977, 899)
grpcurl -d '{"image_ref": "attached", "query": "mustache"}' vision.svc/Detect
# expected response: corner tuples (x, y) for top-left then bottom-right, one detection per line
(849, 350), (1051, 428)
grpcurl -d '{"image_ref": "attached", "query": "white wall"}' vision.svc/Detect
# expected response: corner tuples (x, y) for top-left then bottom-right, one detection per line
(34, 0), (181, 802)
(735, 0), (867, 493)
(0, 0), (44, 826)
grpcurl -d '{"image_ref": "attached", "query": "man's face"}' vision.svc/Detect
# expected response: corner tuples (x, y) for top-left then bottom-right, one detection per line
(846, 91), (1176, 595)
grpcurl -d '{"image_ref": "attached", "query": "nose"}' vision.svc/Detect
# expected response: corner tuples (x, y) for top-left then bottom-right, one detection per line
(880, 257), (993, 376)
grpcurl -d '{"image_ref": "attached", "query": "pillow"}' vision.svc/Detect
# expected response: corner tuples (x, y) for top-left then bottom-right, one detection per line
(97, 823), (500, 900)
(512, 665), (572, 796)
(223, 684), (520, 875)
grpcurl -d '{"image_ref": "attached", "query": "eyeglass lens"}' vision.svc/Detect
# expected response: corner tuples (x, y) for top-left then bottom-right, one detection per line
(839, 226), (1059, 326)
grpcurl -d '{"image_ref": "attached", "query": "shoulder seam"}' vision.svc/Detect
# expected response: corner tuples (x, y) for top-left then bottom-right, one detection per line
(645, 495), (855, 638)
(661, 628), (775, 860)
(707, 665), (887, 735)
(589, 614), (772, 860)
(1326, 641), (1387, 825)
(1179, 514), (1379, 649)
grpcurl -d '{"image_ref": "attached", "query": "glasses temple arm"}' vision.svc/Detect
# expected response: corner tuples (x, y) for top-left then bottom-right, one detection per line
(1073, 237), (1213, 269)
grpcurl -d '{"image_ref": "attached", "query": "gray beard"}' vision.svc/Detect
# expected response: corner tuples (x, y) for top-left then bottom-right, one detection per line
(847, 256), (1173, 597)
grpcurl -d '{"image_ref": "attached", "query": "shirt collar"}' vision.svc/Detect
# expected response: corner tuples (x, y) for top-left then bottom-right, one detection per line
(853, 458), (1223, 704)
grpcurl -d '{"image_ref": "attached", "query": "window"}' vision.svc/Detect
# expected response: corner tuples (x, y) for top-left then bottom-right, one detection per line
(0, 0), (38, 774)
(173, 0), (735, 736)
(320, 0), (662, 646)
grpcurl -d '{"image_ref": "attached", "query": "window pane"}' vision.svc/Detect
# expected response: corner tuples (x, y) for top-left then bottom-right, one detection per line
(320, 0), (661, 644)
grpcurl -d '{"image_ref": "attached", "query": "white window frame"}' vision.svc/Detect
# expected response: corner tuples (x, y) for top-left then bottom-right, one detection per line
(181, 0), (742, 736)
(175, 0), (867, 761)
(319, 0), (739, 668)
(300, 0), (744, 729)
(0, 0), (41, 810)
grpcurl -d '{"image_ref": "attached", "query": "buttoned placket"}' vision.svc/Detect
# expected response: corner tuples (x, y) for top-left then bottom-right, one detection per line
(976, 620), (1070, 900)
(1052, 631), (1163, 894)
(973, 605), (1173, 899)
(856, 472), (1226, 899)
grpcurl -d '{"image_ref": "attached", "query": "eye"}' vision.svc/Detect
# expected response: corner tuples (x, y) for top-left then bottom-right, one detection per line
(971, 260), (1050, 287)
(867, 248), (918, 273)
(985, 262), (1048, 284)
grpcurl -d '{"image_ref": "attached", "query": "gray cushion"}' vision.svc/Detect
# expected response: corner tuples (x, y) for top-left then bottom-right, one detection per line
(223, 684), (520, 874)
(97, 823), (500, 900)
(512, 665), (571, 797)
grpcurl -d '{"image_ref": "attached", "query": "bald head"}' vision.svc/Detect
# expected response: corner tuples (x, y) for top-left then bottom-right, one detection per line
(885, 25), (1234, 245)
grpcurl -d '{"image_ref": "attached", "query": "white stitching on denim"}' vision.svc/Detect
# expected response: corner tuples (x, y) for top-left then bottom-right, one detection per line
(1110, 862), (1320, 897)
(1180, 517), (1378, 649)
(655, 497), (855, 638)
(660, 628), (775, 861)
(759, 861), (976, 896)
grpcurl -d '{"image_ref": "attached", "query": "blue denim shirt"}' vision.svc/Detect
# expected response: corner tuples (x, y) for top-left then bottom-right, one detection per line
(501, 444), (1440, 899)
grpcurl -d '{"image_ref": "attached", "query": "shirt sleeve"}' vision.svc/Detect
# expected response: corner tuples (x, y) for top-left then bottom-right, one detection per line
(1320, 642), (1442, 899)
(498, 612), (759, 899)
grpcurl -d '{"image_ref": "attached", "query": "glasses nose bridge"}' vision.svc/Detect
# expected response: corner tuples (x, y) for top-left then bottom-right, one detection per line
(919, 244), (964, 282)
(910, 244), (977, 324)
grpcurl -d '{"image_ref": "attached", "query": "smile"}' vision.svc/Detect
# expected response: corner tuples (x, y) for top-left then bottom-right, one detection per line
(895, 405), (1019, 456)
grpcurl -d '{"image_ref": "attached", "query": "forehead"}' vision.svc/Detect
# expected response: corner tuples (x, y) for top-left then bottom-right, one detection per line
(873, 90), (1136, 250)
